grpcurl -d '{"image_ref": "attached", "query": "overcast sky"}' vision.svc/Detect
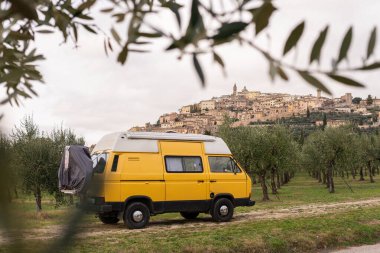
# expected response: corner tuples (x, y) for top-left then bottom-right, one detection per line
(2, 0), (380, 144)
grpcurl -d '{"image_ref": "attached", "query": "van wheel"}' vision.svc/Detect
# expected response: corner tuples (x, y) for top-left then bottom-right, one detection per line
(211, 198), (234, 222)
(99, 213), (119, 224)
(124, 202), (150, 229)
(180, 212), (199, 220)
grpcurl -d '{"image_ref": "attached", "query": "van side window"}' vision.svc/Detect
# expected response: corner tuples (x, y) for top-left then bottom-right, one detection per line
(165, 156), (203, 173)
(111, 155), (119, 172)
(208, 156), (241, 173)
(92, 153), (108, 173)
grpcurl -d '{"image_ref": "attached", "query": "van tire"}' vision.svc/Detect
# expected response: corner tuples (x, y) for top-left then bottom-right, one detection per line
(180, 212), (199, 220)
(211, 198), (234, 222)
(124, 202), (150, 229)
(99, 214), (119, 224)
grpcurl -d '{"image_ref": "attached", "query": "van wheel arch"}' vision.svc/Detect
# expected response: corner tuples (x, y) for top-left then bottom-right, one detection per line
(212, 193), (234, 205)
(124, 196), (154, 214)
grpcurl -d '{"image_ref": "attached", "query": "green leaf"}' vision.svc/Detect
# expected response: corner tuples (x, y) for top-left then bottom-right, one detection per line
(212, 22), (248, 41)
(137, 32), (162, 38)
(251, 2), (277, 35)
(213, 51), (225, 69)
(76, 0), (96, 12)
(327, 74), (365, 87)
(117, 43), (128, 64)
(10, 0), (38, 20)
(269, 61), (276, 81)
(103, 39), (108, 56)
(298, 71), (331, 95)
(184, 0), (205, 43)
(277, 66), (288, 81)
(310, 26), (329, 64)
(82, 24), (97, 34)
(367, 27), (377, 59)
(77, 13), (93, 20)
(7, 31), (33, 41)
(112, 13), (125, 23)
(192, 54), (205, 87)
(357, 62), (380, 70)
(73, 24), (78, 42)
(336, 26), (353, 64)
(283, 21), (305, 56)
(110, 27), (121, 46)
(161, 1), (182, 28)
(128, 49), (149, 53)
(35, 30), (54, 34)
(100, 8), (114, 13)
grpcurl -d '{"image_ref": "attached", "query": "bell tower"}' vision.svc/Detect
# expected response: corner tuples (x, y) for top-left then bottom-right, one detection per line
(317, 89), (321, 99)
(233, 83), (237, 96)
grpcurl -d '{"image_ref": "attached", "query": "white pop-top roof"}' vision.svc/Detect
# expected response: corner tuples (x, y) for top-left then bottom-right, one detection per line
(92, 131), (231, 155)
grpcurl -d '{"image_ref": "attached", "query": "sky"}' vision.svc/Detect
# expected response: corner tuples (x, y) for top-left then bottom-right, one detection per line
(2, 0), (380, 145)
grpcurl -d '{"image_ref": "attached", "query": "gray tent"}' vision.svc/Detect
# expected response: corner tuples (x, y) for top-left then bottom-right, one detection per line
(58, 145), (93, 195)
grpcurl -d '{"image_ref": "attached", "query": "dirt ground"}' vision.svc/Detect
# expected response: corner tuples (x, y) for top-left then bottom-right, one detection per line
(2, 197), (380, 245)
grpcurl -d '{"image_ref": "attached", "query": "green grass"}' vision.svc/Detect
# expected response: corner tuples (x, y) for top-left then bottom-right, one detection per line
(3, 206), (380, 253)
(2, 173), (380, 252)
(245, 173), (380, 211)
(67, 207), (380, 252)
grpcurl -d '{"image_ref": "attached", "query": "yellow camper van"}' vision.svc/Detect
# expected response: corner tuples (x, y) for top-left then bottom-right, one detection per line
(88, 132), (254, 229)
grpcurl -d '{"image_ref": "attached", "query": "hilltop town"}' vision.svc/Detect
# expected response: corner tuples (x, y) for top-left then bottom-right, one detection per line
(130, 84), (380, 134)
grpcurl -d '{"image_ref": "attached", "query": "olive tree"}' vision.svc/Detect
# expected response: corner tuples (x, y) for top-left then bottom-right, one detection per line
(303, 127), (354, 193)
(11, 116), (85, 210)
(219, 122), (299, 200)
(268, 126), (300, 194)
(1, 0), (379, 106)
(0, 133), (13, 203)
(49, 127), (85, 204)
(359, 134), (380, 183)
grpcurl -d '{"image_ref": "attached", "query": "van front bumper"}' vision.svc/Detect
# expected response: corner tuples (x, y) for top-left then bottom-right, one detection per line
(234, 198), (256, 207)
(78, 197), (122, 213)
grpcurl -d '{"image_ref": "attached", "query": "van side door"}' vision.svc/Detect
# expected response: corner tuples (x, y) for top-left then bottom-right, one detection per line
(161, 141), (208, 210)
(207, 156), (247, 199)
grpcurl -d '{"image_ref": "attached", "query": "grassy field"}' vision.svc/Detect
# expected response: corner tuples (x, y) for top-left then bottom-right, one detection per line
(2, 173), (380, 252)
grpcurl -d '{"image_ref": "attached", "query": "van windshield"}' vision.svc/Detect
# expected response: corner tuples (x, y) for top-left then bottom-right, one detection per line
(92, 153), (108, 173)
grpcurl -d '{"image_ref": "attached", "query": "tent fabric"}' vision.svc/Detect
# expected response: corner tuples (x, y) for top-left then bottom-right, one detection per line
(58, 145), (93, 194)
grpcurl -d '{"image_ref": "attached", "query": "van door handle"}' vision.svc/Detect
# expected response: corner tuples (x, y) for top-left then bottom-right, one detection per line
(197, 180), (204, 183)
(210, 180), (217, 183)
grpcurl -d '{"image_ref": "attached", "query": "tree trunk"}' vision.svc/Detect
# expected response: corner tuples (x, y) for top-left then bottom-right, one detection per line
(276, 171), (281, 189)
(326, 171), (330, 188)
(359, 167), (365, 181)
(284, 172), (290, 184)
(368, 161), (375, 183)
(14, 187), (18, 199)
(34, 185), (42, 212)
(260, 173), (270, 201)
(317, 171), (322, 183)
(270, 169), (278, 194)
(280, 173), (284, 185)
(328, 166), (335, 193)
(351, 170), (356, 180)
(322, 171), (326, 184)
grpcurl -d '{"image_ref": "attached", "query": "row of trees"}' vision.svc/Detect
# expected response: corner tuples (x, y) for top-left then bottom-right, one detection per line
(3, 116), (380, 205)
(303, 127), (380, 193)
(2, 116), (84, 211)
(219, 122), (300, 201)
(219, 121), (379, 200)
